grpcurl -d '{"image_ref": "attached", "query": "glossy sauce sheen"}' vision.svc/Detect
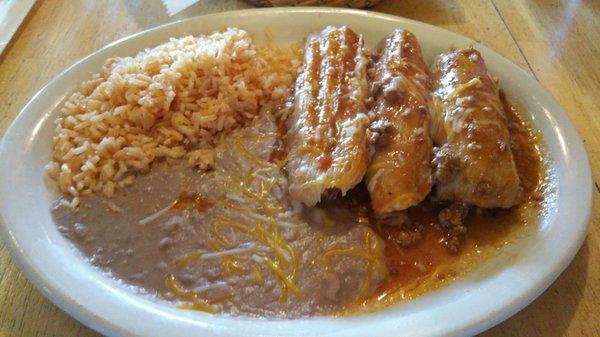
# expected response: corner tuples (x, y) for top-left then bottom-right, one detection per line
(286, 26), (370, 206)
(53, 115), (388, 318)
(430, 49), (523, 208)
(352, 96), (548, 311)
(173, 192), (213, 212)
(366, 29), (434, 214)
(52, 97), (547, 316)
(51, 30), (550, 316)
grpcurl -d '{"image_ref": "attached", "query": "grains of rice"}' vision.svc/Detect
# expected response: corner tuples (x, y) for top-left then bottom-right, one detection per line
(188, 148), (215, 170)
(47, 28), (301, 199)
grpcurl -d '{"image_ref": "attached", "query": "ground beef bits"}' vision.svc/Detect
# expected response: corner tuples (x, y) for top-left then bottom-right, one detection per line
(437, 203), (469, 252)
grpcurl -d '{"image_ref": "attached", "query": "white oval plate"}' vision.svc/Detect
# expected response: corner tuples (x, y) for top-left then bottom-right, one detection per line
(0, 7), (592, 337)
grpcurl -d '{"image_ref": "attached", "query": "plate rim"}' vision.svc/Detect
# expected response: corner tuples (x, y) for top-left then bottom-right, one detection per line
(0, 7), (592, 337)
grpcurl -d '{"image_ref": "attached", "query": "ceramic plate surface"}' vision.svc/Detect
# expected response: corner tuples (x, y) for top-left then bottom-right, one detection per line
(0, 7), (592, 337)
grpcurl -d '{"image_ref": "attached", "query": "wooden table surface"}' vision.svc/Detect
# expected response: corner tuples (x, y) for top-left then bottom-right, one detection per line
(0, 1), (598, 336)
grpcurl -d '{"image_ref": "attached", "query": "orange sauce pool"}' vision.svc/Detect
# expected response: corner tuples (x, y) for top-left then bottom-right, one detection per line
(344, 95), (549, 312)
(173, 192), (213, 212)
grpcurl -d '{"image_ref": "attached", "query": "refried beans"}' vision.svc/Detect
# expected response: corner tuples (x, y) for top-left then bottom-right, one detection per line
(48, 27), (554, 318)
(53, 115), (388, 317)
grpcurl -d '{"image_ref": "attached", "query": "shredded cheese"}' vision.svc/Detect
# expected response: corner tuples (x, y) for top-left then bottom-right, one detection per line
(166, 128), (302, 310)
(165, 274), (218, 313)
(252, 266), (265, 286)
(321, 230), (384, 299)
(138, 201), (176, 224)
(260, 256), (303, 302)
(448, 77), (483, 100)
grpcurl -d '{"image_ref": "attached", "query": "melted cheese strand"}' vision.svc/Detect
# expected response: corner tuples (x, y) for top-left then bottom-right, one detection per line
(166, 274), (218, 313)
(138, 201), (176, 224)
(169, 125), (301, 309)
(321, 230), (382, 299)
